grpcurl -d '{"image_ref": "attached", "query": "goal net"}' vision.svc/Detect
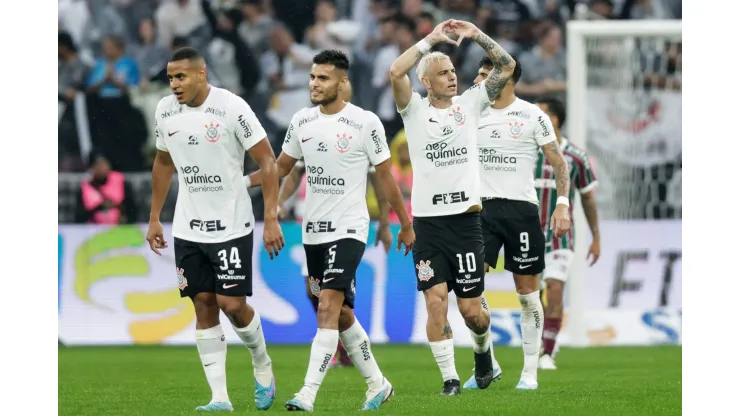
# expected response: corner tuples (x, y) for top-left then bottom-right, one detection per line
(565, 20), (682, 346)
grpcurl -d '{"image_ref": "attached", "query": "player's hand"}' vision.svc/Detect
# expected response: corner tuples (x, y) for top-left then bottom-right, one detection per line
(587, 239), (601, 266)
(446, 20), (481, 46)
(396, 224), (415, 256)
(263, 218), (285, 260)
(550, 204), (571, 238)
(425, 20), (458, 47)
(375, 224), (393, 253)
(146, 220), (168, 255)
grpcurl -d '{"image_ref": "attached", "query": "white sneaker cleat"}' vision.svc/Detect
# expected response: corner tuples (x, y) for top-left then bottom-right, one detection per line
(538, 354), (557, 370)
(362, 378), (394, 410)
(515, 373), (538, 390)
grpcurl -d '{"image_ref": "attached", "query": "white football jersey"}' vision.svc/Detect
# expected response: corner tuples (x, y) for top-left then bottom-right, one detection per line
(477, 98), (556, 204)
(398, 85), (491, 217)
(282, 103), (391, 245)
(155, 86), (266, 243)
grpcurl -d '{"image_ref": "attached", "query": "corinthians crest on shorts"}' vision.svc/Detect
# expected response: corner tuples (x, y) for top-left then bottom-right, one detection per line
(309, 277), (321, 297)
(416, 260), (434, 281)
(204, 122), (221, 143)
(177, 267), (188, 290)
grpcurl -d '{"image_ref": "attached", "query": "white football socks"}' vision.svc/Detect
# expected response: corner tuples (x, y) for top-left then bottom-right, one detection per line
(195, 325), (230, 404)
(469, 326), (491, 354)
(518, 291), (544, 379)
(233, 311), (273, 387)
(430, 339), (459, 382)
(339, 320), (384, 391)
(299, 328), (339, 403)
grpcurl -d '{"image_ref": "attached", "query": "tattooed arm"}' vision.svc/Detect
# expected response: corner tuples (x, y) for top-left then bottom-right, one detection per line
(541, 142), (571, 198)
(389, 20), (455, 110)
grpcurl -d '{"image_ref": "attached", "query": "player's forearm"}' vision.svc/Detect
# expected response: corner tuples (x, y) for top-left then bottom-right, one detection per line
(582, 194), (600, 240)
(541, 142), (571, 198)
(389, 36), (436, 79)
(378, 175), (411, 228)
(370, 173), (390, 227)
(149, 161), (174, 222)
(248, 161), (293, 188)
(258, 159), (280, 221)
(474, 30), (515, 100)
(278, 168), (302, 204)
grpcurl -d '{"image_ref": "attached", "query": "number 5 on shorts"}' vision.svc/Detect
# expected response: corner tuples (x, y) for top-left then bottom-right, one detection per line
(218, 247), (243, 270)
(456, 252), (477, 273)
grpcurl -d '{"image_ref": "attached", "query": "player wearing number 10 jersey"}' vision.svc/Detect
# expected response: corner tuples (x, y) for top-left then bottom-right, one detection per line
(248, 50), (414, 412)
(145, 47), (284, 412)
(534, 97), (600, 371)
(462, 57), (571, 391)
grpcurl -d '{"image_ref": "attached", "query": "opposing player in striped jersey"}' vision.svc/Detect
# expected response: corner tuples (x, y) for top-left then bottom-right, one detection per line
(462, 57), (571, 391)
(390, 19), (516, 396)
(247, 50), (414, 412)
(534, 97), (600, 370)
(273, 159), (392, 369)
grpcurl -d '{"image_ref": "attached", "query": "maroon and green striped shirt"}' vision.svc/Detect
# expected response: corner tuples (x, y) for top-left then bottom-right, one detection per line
(534, 138), (598, 252)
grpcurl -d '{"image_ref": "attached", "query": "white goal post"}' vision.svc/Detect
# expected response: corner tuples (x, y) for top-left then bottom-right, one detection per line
(565, 20), (682, 347)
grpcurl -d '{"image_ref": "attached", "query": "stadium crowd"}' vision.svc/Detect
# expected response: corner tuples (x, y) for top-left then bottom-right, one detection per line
(58, 0), (682, 224)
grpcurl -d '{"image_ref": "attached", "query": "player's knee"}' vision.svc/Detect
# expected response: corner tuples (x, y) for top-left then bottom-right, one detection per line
(514, 275), (540, 295)
(338, 306), (355, 332)
(217, 298), (248, 320)
(192, 293), (220, 326)
(425, 295), (447, 321)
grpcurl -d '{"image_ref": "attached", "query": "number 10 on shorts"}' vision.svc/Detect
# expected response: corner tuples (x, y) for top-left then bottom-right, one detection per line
(456, 252), (477, 273)
(218, 247), (242, 270)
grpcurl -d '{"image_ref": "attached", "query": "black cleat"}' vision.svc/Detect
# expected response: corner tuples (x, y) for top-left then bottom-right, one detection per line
(474, 347), (495, 389)
(438, 379), (462, 396)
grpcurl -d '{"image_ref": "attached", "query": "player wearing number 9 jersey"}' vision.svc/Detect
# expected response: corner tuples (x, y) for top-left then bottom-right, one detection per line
(461, 57), (571, 392)
(146, 47), (283, 412)
(247, 50), (414, 412)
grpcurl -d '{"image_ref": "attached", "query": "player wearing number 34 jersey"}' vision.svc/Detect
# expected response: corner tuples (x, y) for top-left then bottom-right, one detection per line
(146, 47), (284, 412)
(248, 50), (414, 412)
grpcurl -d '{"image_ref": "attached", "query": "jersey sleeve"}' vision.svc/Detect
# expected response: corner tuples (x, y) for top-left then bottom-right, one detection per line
(231, 94), (267, 151)
(363, 112), (391, 166)
(459, 83), (491, 113)
(154, 104), (167, 152)
(573, 151), (599, 194)
(533, 111), (557, 147)
(281, 114), (303, 160)
(397, 90), (423, 119)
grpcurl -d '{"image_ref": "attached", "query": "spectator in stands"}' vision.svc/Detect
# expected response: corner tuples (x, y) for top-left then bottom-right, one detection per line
(389, 130), (413, 223)
(516, 21), (567, 104)
(75, 151), (138, 224)
(62, 0), (129, 62)
(372, 14), (422, 141)
(238, 0), (275, 56)
(155, 0), (206, 48)
(87, 35), (140, 98)
(59, 32), (92, 172)
(133, 17), (170, 92)
(201, 0), (261, 98)
(304, 0), (351, 56)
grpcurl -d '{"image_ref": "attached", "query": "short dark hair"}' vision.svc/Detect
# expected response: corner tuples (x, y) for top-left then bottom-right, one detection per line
(313, 49), (350, 71)
(478, 56), (522, 85)
(535, 97), (566, 128)
(58, 31), (77, 52)
(170, 47), (203, 63)
(393, 13), (417, 33)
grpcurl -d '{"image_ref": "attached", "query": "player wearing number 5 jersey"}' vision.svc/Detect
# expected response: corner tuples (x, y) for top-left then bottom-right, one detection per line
(247, 50), (415, 412)
(461, 57), (571, 391)
(390, 19), (516, 396)
(534, 97), (600, 371)
(145, 48), (284, 412)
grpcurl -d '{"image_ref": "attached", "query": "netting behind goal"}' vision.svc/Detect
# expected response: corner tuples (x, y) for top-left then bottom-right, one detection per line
(565, 20), (682, 346)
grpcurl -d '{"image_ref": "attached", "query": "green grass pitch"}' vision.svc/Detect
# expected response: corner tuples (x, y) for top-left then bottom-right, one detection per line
(59, 345), (681, 415)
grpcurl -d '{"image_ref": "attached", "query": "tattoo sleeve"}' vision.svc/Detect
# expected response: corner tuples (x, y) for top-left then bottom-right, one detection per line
(474, 31), (516, 101)
(581, 192), (600, 239)
(541, 142), (571, 198)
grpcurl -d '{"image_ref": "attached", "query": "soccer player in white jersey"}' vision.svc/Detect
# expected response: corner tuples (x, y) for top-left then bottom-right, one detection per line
(247, 50), (415, 412)
(461, 57), (571, 391)
(145, 47), (284, 412)
(275, 159), (392, 369)
(389, 20), (516, 396)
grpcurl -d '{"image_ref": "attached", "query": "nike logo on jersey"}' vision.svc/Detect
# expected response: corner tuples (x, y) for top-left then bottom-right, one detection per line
(428, 118), (438, 123)
(323, 277), (335, 283)
(302, 137), (313, 143)
(462, 286), (475, 292)
(519, 264), (532, 269)
(168, 131), (178, 136)
(223, 283), (239, 289)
